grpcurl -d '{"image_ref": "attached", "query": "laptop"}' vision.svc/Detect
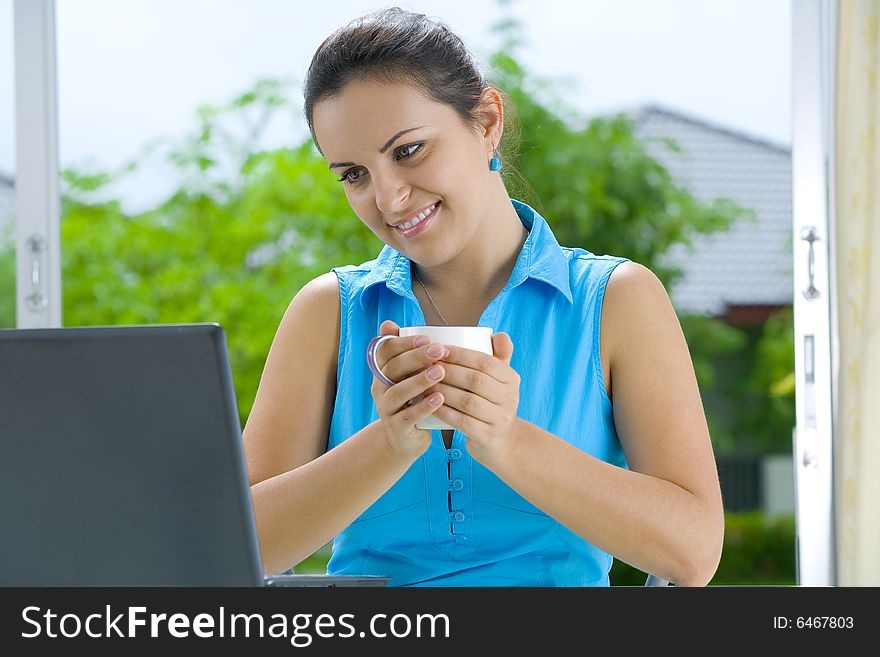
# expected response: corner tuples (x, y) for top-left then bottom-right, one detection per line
(0, 323), (388, 587)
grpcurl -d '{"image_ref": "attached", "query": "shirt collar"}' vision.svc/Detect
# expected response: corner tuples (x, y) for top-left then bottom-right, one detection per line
(357, 199), (573, 312)
(504, 199), (574, 304)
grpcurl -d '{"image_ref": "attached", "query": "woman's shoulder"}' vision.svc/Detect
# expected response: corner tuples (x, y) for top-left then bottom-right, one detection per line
(297, 271), (341, 305)
(602, 261), (668, 306)
(285, 273), (342, 340)
(275, 272), (341, 386)
(600, 260), (680, 359)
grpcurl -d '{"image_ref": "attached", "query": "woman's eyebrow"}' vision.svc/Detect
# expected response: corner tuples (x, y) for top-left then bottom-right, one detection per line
(379, 126), (425, 153)
(328, 126), (425, 169)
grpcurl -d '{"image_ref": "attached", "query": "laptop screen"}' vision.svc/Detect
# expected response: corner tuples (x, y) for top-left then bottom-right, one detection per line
(0, 324), (265, 586)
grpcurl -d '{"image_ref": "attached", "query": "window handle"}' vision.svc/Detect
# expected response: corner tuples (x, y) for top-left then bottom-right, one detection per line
(26, 233), (48, 312)
(800, 226), (820, 301)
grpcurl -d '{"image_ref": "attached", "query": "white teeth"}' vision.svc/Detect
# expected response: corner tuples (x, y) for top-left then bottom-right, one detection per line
(396, 204), (436, 231)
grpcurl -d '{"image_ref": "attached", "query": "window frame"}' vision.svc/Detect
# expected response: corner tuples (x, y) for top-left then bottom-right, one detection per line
(13, 0), (61, 328)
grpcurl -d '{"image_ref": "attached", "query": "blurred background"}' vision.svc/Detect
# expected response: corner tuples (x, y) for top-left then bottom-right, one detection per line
(0, 0), (797, 585)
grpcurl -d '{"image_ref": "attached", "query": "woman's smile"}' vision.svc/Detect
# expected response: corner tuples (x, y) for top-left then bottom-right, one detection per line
(388, 201), (441, 238)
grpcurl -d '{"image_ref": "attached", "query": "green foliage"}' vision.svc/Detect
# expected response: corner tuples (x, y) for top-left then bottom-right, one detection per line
(611, 511), (796, 586)
(677, 308), (794, 454)
(0, 223), (14, 328)
(714, 511), (796, 584)
(678, 314), (749, 389)
(295, 543), (334, 574)
(678, 315), (751, 451)
(735, 308), (796, 452)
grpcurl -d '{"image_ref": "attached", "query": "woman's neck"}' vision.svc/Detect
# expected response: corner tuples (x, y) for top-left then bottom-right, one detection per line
(412, 191), (528, 314)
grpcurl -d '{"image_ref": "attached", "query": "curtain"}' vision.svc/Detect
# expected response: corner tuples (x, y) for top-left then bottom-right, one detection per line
(835, 0), (880, 585)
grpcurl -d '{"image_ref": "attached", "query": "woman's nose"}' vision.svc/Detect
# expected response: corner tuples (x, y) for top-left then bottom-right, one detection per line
(373, 171), (410, 215)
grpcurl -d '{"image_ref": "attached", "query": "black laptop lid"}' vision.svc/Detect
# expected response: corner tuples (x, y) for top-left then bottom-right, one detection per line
(0, 324), (264, 586)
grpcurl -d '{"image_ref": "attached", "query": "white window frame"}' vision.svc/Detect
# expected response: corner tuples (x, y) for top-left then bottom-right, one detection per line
(14, 0), (61, 328)
(791, 0), (837, 586)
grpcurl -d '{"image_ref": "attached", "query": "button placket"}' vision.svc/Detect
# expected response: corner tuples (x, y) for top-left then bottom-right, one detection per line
(445, 435), (474, 544)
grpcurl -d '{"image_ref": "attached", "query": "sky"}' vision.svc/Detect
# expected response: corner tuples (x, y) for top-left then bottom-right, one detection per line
(0, 0), (792, 210)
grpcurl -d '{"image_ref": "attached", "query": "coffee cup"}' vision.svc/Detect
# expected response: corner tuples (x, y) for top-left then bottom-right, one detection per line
(367, 325), (494, 430)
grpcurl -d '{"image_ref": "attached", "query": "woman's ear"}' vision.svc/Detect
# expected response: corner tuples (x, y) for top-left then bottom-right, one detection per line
(478, 87), (505, 152)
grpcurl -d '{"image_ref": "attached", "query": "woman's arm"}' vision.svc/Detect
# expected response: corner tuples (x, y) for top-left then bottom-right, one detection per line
(482, 261), (725, 586)
(244, 273), (422, 575)
(437, 263), (724, 586)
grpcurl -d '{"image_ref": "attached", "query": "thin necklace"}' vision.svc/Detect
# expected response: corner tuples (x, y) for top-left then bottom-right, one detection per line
(413, 267), (449, 326)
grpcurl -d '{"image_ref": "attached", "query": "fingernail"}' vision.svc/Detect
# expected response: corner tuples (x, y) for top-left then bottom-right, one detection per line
(426, 344), (444, 357)
(428, 393), (442, 405)
(415, 336), (430, 347)
(427, 365), (444, 380)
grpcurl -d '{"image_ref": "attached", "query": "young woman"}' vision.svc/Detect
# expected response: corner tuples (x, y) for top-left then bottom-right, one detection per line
(243, 7), (724, 586)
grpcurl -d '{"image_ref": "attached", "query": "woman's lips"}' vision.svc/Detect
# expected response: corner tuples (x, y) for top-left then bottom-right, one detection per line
(391, 202), (440, 239)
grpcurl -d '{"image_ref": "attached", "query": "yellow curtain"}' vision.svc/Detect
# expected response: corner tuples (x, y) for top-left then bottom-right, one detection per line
(835, 0), (880, 585)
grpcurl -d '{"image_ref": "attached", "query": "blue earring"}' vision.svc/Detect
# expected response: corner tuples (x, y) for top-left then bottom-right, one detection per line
(489, 147), (502, 172)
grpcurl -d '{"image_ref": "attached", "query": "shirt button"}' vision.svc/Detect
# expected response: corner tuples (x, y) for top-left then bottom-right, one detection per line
(453, 511), (465, 522)
(447, 448), (462, 461)
(450, 479), (464, 491)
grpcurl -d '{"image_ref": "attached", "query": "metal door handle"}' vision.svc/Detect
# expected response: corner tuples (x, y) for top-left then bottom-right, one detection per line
(26, 234), (48, 311)
(800, 226), (820, 300)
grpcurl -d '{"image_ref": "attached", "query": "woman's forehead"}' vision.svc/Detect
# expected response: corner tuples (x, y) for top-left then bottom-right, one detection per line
(313, 80), (456, 156)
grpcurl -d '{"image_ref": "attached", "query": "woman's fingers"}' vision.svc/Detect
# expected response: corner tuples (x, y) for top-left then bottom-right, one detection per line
(426, 361), (509, 406)
(422, 381), (496, 423)
(393, 386), (444, 429)
(379, 319), (399, 335)
(371, 357), (446, 439)
(389, 363), (445, 412)
(376, 334), (447, 385)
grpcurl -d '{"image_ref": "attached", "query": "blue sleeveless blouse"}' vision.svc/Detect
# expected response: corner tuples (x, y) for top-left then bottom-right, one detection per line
(327, 199), (629, 586)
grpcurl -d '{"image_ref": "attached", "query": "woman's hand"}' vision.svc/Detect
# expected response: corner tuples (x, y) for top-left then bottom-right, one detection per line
(370, 320), (448, 458)
(428, 332), (521, 466)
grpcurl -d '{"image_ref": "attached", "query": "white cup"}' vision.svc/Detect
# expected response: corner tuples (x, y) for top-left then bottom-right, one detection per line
(399, 326), (493, 430)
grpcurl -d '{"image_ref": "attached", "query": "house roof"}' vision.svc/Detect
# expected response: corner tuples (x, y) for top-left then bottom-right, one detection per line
(631, 105), (792, 317)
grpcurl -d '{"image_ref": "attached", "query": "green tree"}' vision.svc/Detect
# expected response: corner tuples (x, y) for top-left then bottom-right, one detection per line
(732, 307), (796, 453)
(0, 223), (14, 328)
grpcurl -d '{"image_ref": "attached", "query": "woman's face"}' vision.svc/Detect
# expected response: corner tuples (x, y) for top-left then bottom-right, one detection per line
(312, 79), (497, 265)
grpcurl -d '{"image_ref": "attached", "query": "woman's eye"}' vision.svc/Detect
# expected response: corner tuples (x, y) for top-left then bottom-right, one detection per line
(336, 144), (421, 184)
(396, 143), (422, 160)
(338, 168), (365, 184)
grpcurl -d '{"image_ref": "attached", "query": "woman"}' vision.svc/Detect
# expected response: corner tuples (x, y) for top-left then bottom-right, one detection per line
(243, 7), (724, 586)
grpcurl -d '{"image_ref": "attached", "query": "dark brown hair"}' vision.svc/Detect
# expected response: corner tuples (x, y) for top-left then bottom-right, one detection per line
(303, 7), (512, 160)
